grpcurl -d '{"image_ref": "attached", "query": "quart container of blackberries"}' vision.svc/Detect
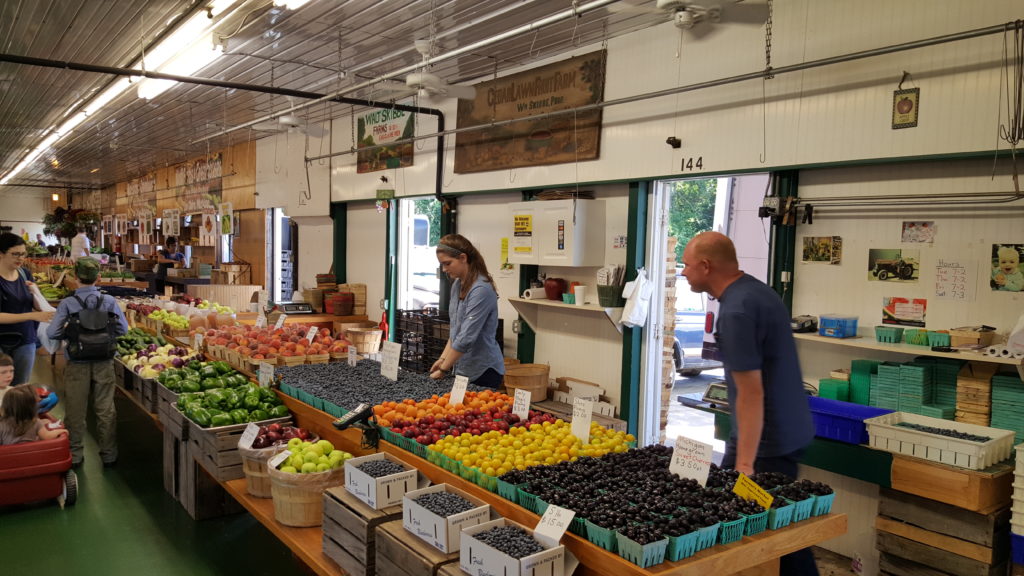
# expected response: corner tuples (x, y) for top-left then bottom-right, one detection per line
(716, 516), (747, 545)
(460, 518), (566, 576)
(403, 484), (491, 553)
(583, 519), (619, 553)
(864, 411), (1015, 470)
(766, 498), (795, 530)
(616, 525), (669, 568)
(344, 453), (422, 509)
(665, 530), (700, 562)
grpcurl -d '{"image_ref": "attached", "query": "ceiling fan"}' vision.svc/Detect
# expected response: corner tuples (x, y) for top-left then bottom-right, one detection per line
(613, 0), (768, 36)
(372, 39), (476, 104)
(252, 114), (326, 138)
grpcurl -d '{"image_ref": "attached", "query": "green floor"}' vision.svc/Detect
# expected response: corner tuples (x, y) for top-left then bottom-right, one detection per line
(0, 357), (304, 576)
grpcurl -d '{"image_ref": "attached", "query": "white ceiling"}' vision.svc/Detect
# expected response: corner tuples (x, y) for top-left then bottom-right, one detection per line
(0, 0), (683, 196)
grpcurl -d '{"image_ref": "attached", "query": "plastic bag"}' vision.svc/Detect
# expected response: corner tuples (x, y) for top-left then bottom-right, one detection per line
(620, 269), (653, 328)
(29, 282), (60, 354)
(1008, 313), (1024, 356)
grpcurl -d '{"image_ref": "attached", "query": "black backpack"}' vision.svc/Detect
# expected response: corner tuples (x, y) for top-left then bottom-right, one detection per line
(65, 294), (118, 361)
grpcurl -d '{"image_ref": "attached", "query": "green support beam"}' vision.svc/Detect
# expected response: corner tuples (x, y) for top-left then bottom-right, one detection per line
(385, 202), (398, 340)
(769, 171), (799, 311)
(330, 202), (346, 283)
(621, 181), (648, 437)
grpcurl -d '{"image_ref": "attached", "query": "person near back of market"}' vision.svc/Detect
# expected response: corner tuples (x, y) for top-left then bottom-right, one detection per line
(681, 231), (818, 576)
(151, 236), (185, 295)
(46, 257), (128, 468)
(69, 226), (91, 259)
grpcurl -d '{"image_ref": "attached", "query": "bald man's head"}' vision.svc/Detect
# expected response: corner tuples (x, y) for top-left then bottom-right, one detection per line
(689, 231), (738, 270)
(682, 231), (742, 298)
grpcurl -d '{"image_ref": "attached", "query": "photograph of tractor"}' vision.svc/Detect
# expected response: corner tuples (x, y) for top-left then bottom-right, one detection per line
(867, 249), (920, 282)
(872, 258), (916, 280)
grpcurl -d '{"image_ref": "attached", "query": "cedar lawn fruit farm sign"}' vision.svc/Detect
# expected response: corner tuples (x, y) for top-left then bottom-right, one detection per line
(454, 50), (606, 174)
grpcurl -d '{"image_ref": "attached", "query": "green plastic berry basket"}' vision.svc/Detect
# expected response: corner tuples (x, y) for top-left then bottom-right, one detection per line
(717, 517), (747, 545)
(322, 400), (345, 418)
(811, 493), (835, 516)
(377, 427), (401, 445)
(569, 516), (587, 537)
(616, 533), (669, 568)
(926, 331), (951, 347)
(694, 522), (721, 552)
(874, 326), (904, 343)
(474, 469), (498, 493)
(741, 509), (769, 536)
(496, 479), (522, 503)
(767, 499), (795, 530)
(533, 498), (549, 516)
(791, 495), (815, 522)
(517, 487), (541, 513)
(457, 462), (476, 481)
(666, 530), (700, 562)
(584, 519), (619, 553)
(904, 328), (929, 346)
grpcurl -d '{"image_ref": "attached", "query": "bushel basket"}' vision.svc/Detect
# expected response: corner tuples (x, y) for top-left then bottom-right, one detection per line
(267, 463), (345, 527)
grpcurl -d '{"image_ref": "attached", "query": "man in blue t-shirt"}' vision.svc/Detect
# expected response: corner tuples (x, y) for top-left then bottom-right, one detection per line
(682, 231), (817, 575)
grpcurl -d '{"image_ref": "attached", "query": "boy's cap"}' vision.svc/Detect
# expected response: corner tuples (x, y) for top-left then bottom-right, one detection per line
(74, 257), (100, 282)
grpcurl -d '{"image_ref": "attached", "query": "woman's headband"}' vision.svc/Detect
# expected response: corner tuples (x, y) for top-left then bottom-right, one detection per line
(436, 243), (464, 256)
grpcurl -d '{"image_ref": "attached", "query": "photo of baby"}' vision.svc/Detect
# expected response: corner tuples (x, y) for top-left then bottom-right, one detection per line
(991, 244), (1024, 292)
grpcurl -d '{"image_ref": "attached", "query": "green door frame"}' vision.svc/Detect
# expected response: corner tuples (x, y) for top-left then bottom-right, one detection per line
(620, 181), (648, 437)
(769, 171), (799, 311)
(330, 202), (346, 283)
(384, 202), (398, 340)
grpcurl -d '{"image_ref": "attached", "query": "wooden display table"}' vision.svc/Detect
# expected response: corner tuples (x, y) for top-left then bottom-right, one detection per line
(236, 313), (367, 332)
(273, 393), (848, 576)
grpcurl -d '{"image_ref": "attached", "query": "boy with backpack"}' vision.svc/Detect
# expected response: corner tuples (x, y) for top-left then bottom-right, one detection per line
(46, 257), (128, 468)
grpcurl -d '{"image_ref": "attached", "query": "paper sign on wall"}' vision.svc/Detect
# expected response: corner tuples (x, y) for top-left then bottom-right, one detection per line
(512, 388), (531, 420)
(381, 341), (401, 381)
(450, 375), (469, 406)
(219, 202), (234, 236)
(669, 435), (713, 486)
(570, 398), (594, 443)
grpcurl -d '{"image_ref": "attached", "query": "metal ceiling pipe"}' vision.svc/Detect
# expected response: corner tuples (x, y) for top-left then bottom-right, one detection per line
(305, 20), (1023, 163)
(0, 52), (449, 202)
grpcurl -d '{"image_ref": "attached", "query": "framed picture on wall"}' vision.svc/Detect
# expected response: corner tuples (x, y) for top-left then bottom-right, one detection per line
(991, 243), (1024, 292)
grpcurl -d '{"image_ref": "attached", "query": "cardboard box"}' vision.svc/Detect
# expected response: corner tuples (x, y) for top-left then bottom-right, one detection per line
(460, 518), (565, 576)
(345, 453), (419, 509)
(403, 484), (491, 553)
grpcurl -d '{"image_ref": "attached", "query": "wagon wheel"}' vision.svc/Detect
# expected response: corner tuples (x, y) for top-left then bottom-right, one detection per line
(59, 469), (78, 508)
(877, 270), (889, 280)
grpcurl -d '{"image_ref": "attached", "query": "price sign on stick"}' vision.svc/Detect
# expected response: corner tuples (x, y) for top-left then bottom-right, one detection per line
(450, 375), (469, 406)
(535, 504), (575, 548)
(255, 314), (267, 329)
(348, 345), (358, 367)
(269, 450), (291, 469)
(669, 435), (713, 486)
(259, 362), (274, 388)
(381, 341), (401, 381)
(513, 388), (531, 420)
(733, 473), (774, 510)
(194, 332), (204, 350)
(240, 423), (259, 449)
(570, 398), (594, 443)
(274, 314), (288, 329)
(305, 326), (318, 343)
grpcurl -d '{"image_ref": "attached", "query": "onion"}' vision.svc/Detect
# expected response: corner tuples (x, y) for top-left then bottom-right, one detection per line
(151, 363), (166, 372)
(136, 351), (149, 359)
(170, 357), (185, 368)
(133, 365), (143, 374)
(146, 344), (158, 352)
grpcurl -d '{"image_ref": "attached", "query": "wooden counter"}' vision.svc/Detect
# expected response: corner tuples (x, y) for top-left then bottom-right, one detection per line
(274, 392), (848, 576)
(236, 313), (368, 332)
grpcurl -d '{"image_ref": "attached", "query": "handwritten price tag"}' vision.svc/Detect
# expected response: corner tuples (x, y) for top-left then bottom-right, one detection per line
(513, 388), (531, 420)
(450, 375), (469, 406)
(255, 314), (267, 329)
(570, 398), (594, 444)
(381, 341), (401, 381)
(305, 326), (318, 343)
(240, 423), (259, 449)
(54, 270), (67, 288)
(534, 504), (575, 548)
(259, 362), (274, 388)
(348, 345), (358, 367)
(269, 450), (291, 469)
(732, 473), (773, 510)
(194, 332), (204, 349)
(669, 435), (713, 486)
(274, 314), (288, 329)
(257, 290), (269, 309)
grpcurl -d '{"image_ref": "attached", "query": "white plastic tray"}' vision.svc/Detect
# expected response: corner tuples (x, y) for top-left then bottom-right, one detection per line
(864, 411), (1015, 470)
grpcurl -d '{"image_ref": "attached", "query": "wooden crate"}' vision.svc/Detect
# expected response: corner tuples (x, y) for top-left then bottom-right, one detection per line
(162, 402), (190, 440)
(187, 414), (291, 483)
(375, 520), (459, 576)
(140, 377), (159, 414)
(178, 440), (246, 520)
(890, 454), (1014, 513)
(321, 486), (402, 576)
(161, 415), (187, 500)
(436, 564), (463, 576)
(337, 283), (367, 316)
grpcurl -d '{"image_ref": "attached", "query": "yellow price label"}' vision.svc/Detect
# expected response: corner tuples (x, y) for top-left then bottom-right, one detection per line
(732, 473), (773, 510)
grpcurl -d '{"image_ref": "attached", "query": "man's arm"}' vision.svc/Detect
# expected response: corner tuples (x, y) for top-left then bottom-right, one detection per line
(731, 369), (765, 476)
(46, 301), (69, 340)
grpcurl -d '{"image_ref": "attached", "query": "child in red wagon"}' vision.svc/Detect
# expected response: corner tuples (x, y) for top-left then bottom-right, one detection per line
(0, 384), (67, 445)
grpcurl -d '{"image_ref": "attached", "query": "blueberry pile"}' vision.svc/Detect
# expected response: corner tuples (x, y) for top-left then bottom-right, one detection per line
(472, 525), (546, 558)
(413, 492), (478, 517)
(896, 422), (992, 443)
(276, 361), (483, 412)
(356, 460), (407, 478)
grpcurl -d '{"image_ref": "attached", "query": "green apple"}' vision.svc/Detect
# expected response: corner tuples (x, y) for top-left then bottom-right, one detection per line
(302, 451), (319, 464)
(328, 450), (345, 464)
(305, 445), (324, 458)
(280, 466), (298, 474)
(316, 440), (335, 454)
(289, 455), (305, 469)
(317, 455), (330, 467)
(300, 462), (317, 474)
(316, 463), (330, 472)
(287, 438), (303, 450)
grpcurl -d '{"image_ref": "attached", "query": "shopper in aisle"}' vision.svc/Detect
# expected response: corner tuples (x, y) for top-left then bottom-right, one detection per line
(47, 257), (128, 467)
(430, 234), (505, 389)
(0, 233), (54, 385)
(681, 231), (818, 575)
(69, 226), (91, 258)
(151, 236), (185, 295)
(0, 384), (68, 444)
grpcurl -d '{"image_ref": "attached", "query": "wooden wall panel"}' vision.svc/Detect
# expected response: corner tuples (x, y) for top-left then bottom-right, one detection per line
(231, 209), (266, 289)
(222, 140), (256, 210)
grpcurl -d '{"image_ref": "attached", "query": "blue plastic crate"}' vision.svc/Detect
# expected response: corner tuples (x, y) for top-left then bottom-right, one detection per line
(584, 519), (619, 553)
(1012, 532), (1024, 565)
(694, 522), (721, 551)
(717, 517), (747, 545)
(811, 493), (836, 516)
(767, 500), (795, 530)
(819, 315), (858, 338)
(666, 530), (700, 562)
(742, 509), (769, 536)
(808, 396), (894, 445)
(616, 533), (669, 568)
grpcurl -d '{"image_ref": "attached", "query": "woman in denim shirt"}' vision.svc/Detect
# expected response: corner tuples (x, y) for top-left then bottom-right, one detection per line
(430, 234), (505, 389)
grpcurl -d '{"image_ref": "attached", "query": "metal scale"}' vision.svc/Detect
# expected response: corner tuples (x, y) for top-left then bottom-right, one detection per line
(276, 301), (315, 314)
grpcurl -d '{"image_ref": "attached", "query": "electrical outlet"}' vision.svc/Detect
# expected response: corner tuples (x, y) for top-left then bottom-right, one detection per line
(512, 319), (522, 333)
(762, 196), (780, 211)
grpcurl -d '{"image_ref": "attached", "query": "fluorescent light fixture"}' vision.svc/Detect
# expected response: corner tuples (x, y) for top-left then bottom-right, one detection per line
(52, 193), (60, 201)
(137, 37), (223, 100)
(273, 0), (310, 9)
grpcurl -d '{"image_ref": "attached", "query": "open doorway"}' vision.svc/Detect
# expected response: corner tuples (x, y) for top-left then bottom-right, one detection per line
(398, 198), (442, 311)
(640, 174), (772, 450)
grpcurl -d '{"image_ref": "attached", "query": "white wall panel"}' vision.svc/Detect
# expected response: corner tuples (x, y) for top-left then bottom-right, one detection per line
(1, 194), (48, 223)
(294, 217), (333, 292)
(345, 202), (387, 322)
